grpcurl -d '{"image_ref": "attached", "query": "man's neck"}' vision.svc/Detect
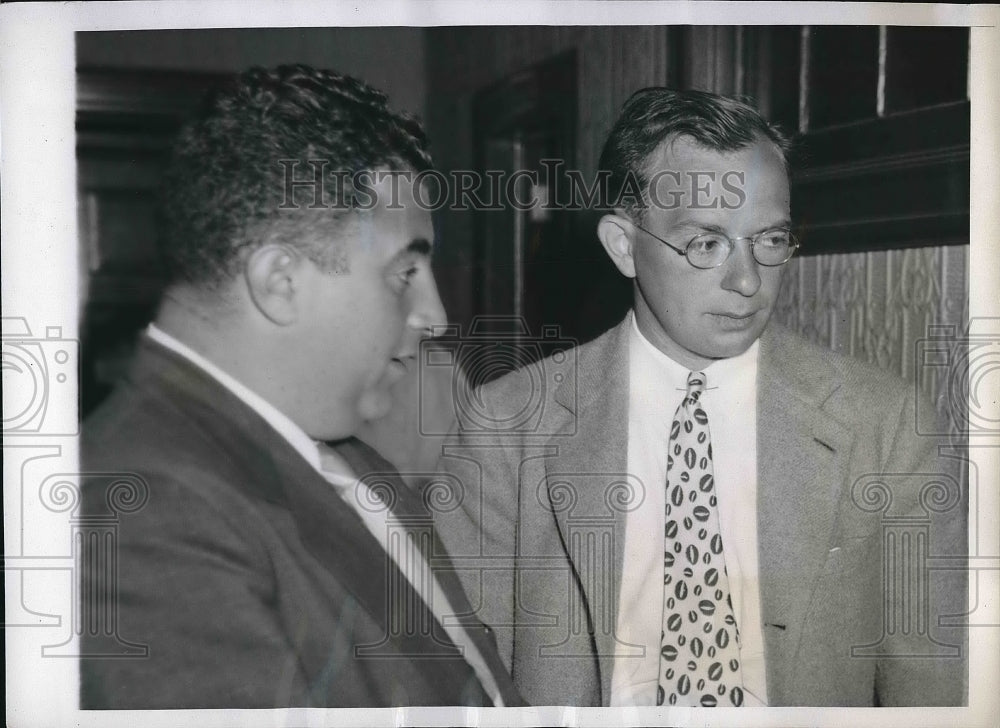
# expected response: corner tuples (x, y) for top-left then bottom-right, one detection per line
(631, 307), (718, 371)
(630, 309), (759, 380)
(154, 288), (259, 393)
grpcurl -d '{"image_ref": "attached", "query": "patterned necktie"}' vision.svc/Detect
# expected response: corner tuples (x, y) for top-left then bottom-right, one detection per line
(657, 371), (745, 707)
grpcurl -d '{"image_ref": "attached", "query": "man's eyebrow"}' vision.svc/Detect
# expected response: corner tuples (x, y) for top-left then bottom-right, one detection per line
(391, 237), (433, 262)
(674, 219), (793, 234)
(673, 220), (726, 233)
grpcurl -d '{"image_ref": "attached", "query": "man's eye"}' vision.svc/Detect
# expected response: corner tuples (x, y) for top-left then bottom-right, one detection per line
(758, 231), (790, 248)
(691, 234), (727, 252)
(395, 266), (419, 288)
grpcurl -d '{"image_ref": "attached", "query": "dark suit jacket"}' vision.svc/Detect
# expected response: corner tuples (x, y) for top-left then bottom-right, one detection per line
(436, 317), (967, 706)
(81, 335), (521, 709)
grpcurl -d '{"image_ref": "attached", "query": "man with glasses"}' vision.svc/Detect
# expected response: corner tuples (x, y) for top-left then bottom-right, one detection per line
(438, 88), (966, 707)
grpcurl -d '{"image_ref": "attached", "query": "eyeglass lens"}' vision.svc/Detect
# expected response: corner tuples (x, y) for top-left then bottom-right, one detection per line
(687, 231), (795, 268)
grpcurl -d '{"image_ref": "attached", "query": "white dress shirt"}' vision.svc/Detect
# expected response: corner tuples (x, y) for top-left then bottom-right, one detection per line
(608, 313), (767, 706)
(146, 324), (504, 706)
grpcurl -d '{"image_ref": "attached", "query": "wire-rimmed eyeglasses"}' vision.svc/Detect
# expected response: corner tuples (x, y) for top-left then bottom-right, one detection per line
(632, 222), (800, 269)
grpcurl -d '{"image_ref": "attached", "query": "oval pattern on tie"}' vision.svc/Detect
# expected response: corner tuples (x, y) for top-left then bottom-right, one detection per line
(656, 371), (745, 708)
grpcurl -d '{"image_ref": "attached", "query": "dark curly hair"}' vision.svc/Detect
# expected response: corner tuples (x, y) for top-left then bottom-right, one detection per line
(158, 64), (432, 287)
(598, 87), (792, 220)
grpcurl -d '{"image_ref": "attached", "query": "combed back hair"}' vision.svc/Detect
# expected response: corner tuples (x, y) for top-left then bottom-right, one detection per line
(158, 64), (432, 287)
(598, 87), (792, 220)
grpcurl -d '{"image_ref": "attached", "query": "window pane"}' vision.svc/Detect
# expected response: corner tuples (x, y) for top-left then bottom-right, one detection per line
(884, 27), (968, 113)
(807, 26), (879, 129)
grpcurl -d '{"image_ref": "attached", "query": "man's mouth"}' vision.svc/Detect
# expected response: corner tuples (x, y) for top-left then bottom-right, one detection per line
(709, 311), (759, 329)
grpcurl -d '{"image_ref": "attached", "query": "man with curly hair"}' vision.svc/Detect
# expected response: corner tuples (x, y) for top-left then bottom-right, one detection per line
(81, 65), (520, 709)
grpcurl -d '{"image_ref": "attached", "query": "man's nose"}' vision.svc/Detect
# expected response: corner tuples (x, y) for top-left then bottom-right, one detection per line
(406, 278), (448, 336)
(720, 239), (762, 297)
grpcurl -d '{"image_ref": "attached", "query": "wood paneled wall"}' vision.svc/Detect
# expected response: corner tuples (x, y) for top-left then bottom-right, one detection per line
(425, 26), (676, 329)
(772, 245), (969, 435)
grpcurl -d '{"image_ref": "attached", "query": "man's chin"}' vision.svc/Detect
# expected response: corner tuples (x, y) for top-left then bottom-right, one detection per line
(700, 329), (765, 361)
(357, 387), (394, 423)
(356, 358), (411, 418)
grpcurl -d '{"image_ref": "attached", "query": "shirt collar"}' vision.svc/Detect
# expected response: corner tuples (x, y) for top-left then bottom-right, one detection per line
(629, 311), (759, 392)
(146, 323), (334, 474)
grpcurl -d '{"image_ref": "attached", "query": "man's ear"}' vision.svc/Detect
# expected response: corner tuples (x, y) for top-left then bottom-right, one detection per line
(244, 244), (302, 325)
(597, 212), (637, 279)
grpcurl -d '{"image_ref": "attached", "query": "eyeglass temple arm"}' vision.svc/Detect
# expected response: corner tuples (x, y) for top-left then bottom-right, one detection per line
(631, 222), (688, 257)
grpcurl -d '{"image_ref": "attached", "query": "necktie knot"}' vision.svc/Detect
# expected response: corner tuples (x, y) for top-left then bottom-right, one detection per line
(686, 371), (707, 402)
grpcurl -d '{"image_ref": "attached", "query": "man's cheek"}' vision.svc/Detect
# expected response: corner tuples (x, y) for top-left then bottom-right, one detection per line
(762, 269), (785, 299)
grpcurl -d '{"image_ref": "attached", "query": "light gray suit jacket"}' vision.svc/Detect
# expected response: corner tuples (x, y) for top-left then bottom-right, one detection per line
(437, 317), (967, 706)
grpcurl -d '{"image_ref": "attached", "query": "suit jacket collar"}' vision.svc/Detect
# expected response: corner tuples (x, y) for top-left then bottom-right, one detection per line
(553, 314), (630, 416)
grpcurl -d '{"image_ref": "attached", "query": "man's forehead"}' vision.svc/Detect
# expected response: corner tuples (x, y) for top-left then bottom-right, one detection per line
(350, 196), (435, 259)
(639, 134), (790, 227)
(645, 134), (784, 176)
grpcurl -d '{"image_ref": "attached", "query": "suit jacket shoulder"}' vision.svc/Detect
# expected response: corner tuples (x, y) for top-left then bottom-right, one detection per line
(761, 323), (914, 408)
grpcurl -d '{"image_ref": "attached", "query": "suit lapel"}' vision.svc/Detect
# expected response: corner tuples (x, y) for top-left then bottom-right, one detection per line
(275, 445), (416, 654)
(546, 319), (632, 704)
(335, 439), (521, 706)
(756, 326), (855, 704)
